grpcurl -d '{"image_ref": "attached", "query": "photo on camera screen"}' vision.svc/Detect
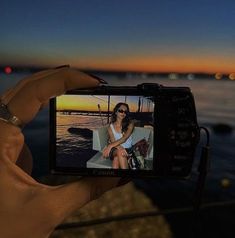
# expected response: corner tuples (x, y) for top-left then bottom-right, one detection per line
(55, 94), (154, 171)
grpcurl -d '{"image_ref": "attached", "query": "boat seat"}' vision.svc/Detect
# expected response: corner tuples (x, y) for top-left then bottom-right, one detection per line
(87, 126), (153, 169)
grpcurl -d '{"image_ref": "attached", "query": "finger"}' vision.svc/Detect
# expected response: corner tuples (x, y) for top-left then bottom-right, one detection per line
(7, 68), (104, 124)
(16, 143), (33, 175)
(0, 122), (24, 162)
(39, 101), (49, 111)
(120, 149), (128, 157)
(122, 149), (128, 156)
(105, 150), (110, 158)
(0, 67), (68, 105)
(0, 88), (13, 103)
(45, 177), (120, 226)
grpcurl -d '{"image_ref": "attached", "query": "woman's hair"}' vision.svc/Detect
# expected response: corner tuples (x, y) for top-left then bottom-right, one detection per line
(111, 102), (130, 133)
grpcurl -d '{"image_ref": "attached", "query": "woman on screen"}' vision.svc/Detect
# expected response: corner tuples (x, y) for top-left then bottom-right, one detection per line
(102, 102), (134, 169)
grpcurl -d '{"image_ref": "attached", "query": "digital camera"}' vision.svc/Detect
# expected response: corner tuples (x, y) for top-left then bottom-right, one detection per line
(50, 83), (200, 178)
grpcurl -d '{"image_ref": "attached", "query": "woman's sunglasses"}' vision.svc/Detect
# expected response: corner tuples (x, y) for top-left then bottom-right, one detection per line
(118, 109), (127, 114)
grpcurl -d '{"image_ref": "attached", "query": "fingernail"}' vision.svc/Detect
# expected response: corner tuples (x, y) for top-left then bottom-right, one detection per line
(54, 65), (70, 69)
(86, 72), (108, 84)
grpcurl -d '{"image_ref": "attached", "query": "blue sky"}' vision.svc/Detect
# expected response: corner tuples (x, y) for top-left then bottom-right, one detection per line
(1, 0), (235, 73)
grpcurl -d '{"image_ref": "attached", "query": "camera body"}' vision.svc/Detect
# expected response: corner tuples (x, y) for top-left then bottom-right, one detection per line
(50, 83), (200, 178)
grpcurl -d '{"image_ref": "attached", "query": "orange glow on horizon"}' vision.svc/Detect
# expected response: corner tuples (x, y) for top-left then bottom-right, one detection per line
(67, 54), (235, 74)
(57, 95), (107, 111)
(5, 53), (235, 74)
(57, 95), (153, 112)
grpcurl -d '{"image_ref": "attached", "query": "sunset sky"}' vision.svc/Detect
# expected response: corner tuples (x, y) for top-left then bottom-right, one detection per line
(57, 95), (154, 112)
(1, 0), (235, 73)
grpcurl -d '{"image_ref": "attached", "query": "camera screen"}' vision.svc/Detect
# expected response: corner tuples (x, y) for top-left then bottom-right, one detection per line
(55, 94), (154, 171)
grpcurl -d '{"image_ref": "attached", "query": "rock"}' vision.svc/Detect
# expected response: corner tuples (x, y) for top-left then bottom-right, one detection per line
(212, 123), (233, 134)
(68, 127), (92, 137)
(51, 183), (172, 238)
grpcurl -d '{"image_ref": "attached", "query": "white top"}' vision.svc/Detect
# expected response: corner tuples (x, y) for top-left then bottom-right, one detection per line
(110, 123), (133, 149)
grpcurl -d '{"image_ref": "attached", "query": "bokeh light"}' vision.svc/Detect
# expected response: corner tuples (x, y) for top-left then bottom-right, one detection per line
(187, 73), (195, 80)
(168, 73), (179, 80)
(215, 73), (223, 80)
(229, 73), (235, 80)
(4, 66), (12, 74)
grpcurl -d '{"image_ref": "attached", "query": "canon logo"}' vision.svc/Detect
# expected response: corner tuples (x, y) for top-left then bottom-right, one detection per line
(93, 170), (116, 176)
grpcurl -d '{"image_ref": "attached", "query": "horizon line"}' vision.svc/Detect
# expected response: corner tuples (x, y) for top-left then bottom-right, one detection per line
(0, 64), (233, 75)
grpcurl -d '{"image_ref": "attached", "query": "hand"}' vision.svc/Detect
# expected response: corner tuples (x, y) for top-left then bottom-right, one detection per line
(117, 146), (128, 157)
(0, 66), (128, 238)
(102, 144), (113, 158)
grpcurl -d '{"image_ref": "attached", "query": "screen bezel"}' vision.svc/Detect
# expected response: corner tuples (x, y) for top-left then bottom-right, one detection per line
(50, 86), (158, 177)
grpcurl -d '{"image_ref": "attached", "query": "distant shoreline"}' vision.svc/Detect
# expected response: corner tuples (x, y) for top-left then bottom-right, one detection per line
(0, 65), (232, 80)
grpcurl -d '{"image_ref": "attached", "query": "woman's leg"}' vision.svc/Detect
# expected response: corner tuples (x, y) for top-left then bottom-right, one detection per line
(116, 149), (129, 169)
(112, 156), (119, 169)
(110, 149), (120, 169)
